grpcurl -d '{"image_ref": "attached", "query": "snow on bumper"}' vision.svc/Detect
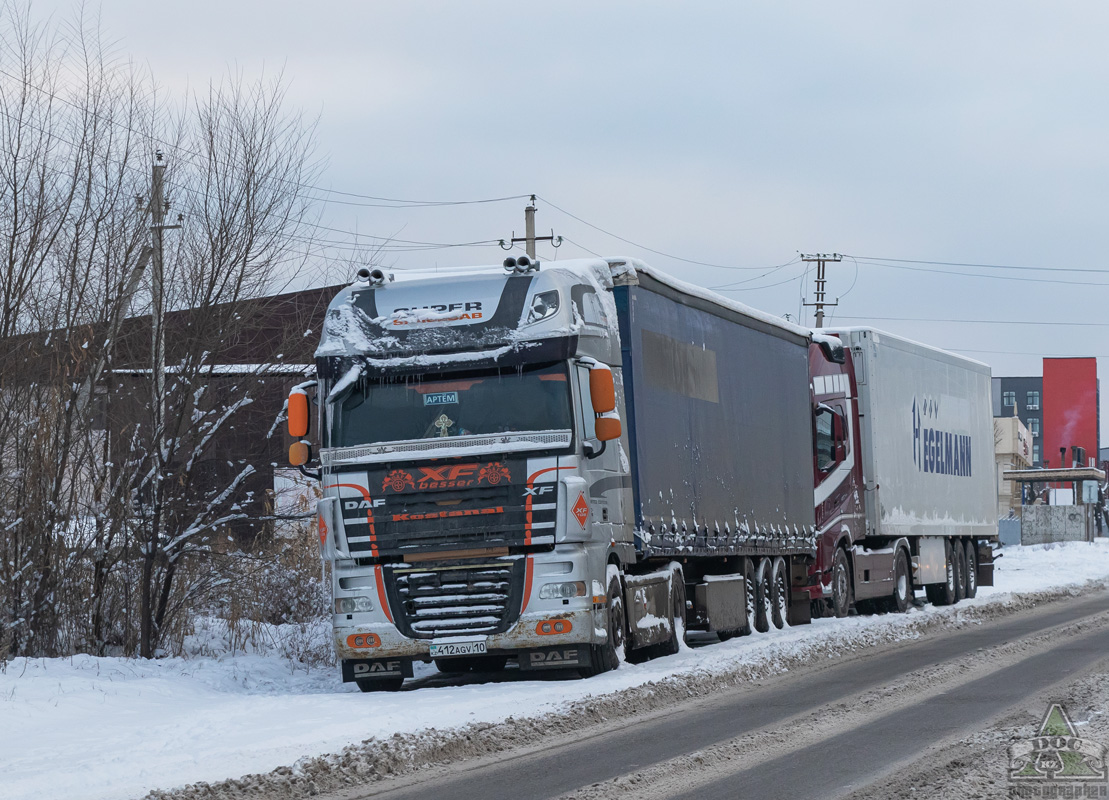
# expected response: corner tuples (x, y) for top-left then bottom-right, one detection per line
(333, 607), (601, 661)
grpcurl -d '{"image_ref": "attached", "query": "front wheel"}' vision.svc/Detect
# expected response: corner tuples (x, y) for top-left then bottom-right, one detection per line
(580, 565), (626, 678)
(831, 547), (852, 618)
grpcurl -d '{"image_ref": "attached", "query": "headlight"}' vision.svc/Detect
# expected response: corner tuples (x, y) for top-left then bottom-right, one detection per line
(539, 581), (586, 600)
(527, 290), (560, 323)
(334, 596), (374, 614)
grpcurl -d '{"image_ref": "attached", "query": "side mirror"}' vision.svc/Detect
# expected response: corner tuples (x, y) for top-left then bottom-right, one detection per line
(589, 367), (616, 414)
(596, 415), (621, 442)
(831, 411), (847, 462)
(288, 389), (310, 438)
(585, 363), (621, 444)
(289, 440), (312, 467)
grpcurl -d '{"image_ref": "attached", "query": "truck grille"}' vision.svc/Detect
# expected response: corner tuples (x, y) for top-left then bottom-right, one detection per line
(383, 558), (525, 639)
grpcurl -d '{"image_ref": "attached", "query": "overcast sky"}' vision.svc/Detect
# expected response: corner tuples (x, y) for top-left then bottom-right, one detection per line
(85, 1), (1109, 443)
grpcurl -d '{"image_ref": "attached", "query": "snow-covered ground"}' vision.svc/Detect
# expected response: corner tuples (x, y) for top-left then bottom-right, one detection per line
(4, 540), (1109, 800)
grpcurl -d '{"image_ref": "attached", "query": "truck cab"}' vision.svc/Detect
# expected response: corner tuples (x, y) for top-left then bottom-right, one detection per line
(300, 259), (637, 688)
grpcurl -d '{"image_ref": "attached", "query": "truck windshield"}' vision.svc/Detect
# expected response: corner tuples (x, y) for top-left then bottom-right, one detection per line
(329, 362), (573, 447)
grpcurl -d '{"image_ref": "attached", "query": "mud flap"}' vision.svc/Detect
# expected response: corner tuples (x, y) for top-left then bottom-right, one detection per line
(788, 590), (812, 625)
(976, 542), (996, 587)
(342, 657), (413, 683)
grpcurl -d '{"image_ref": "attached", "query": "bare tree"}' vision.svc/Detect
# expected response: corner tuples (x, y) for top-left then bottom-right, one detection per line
(0, 3), (323, 659)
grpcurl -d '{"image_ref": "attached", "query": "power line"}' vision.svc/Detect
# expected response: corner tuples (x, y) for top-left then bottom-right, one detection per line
(0, 64), (529, 211)
(949, 347), (1107, 358)
(713, 266), (810, 292)
(849, 254), (1109, 275)
(852, 258), (1109, 287)
(833, 315), (1109, 328)
(0, 99), (511, 260)
(537, 195), (787, 271)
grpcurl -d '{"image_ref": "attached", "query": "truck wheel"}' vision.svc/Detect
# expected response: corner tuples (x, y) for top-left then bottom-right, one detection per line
(580, 566), (626, 678)
(925, 540), (957, 606)
(964, 540), (978, 599)
(754, 558), (772, 633)
(739, 557), (756, 636)
(356, 678), (403, 692)
(953, 539), (967, 602)
(883, 548), (911, 614)
(831, 547), (852, 618)
(770, 557), (788, 629)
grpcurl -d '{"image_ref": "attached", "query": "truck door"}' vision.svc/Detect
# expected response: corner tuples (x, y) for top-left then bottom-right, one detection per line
(575, 363), (625, 529)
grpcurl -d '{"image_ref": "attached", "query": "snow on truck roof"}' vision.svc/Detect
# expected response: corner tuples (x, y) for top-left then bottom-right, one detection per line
(345, 256), (813, 339)
(323, 259), (981, 367)
(819, 325), (992, 372)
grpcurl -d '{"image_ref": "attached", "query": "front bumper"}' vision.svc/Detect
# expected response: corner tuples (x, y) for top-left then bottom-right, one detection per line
(335, 606), (601, 662)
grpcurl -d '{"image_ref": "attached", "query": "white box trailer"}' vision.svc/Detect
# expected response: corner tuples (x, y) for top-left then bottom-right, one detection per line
(822, 327), (997, 607)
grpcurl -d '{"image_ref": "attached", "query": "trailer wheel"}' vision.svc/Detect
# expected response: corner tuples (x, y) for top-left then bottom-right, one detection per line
(964, 540), (978, 599)
(356, 677), (403, 692)
(770, 557), (788, 629)
(580, 566), (626, 678)
(882, 548), (911, 614)
(953, 539), (967, 602)
(831, 547), (852, 618)
(739, 557), (756, 636)
(925, 540), (957, 606)
(754, 558), (772, 633)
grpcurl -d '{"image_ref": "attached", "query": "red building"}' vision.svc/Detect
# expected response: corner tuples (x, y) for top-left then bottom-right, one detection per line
(1042, 357), (1099, 469)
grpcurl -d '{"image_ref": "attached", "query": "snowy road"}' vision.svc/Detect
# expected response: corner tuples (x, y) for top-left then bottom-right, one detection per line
(5, 541), (1109, 800)
(333, 590), (1109, 800)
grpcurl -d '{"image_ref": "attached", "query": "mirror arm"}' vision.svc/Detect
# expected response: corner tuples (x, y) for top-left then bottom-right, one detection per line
(297, 464), (321, 481)
(584, 439), (607, 459)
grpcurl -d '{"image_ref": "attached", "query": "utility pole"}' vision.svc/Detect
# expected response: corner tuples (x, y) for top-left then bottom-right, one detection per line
(150, 152), (166, 448)
(148, 151), (183, 446)
(500, 195), (561, 258)
(801, 253), (842, 328)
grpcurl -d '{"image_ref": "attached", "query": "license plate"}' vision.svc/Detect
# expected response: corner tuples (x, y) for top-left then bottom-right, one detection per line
(429, 640), (487, 658)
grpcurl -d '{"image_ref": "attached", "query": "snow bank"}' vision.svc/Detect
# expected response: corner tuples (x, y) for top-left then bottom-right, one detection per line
(3, 540), (1108, 800)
